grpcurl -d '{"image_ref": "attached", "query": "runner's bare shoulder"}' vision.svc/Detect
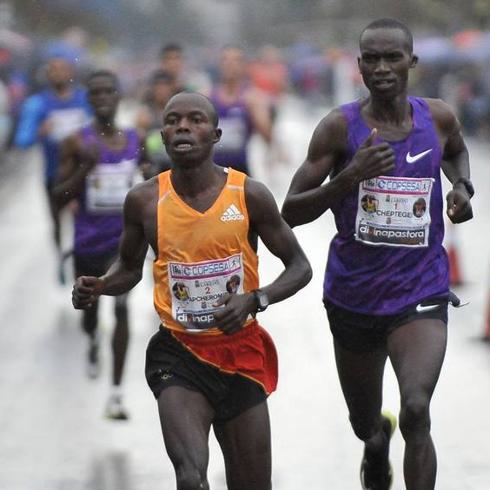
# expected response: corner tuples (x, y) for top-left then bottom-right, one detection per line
(244, 176), (279, 225)
(309, 107), (348, 157)
(124, 176), (159, 218)
(425, 98), (460, 135)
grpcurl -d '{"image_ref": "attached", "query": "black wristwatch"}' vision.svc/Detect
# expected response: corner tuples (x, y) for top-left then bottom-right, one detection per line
(453, 177), (474, 199)
(253, 289), (269, 312)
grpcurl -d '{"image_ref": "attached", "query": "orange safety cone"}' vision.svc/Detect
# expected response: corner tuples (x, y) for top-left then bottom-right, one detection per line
(445, 221), (463, 286)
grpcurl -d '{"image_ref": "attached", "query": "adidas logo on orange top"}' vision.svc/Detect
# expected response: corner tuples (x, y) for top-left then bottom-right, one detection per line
(220, 204), (245, 222)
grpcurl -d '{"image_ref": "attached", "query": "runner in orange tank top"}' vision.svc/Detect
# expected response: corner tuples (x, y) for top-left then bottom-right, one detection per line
(72, 91), (312, 490)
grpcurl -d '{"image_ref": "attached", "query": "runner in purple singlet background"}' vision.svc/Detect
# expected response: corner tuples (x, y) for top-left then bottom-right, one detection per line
(208, 46), (272, 176)
(53, 70), (149, 421)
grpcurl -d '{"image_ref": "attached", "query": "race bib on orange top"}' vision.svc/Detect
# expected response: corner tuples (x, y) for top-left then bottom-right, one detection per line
(86, 159), (137, 214)
(355, 176), (434, 247)
(169, 253), (245, 332)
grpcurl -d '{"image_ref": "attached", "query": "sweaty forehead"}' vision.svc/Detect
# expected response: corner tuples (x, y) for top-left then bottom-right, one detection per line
(48, 58), (73, 71)
(165, 94), (215, 118)
(88, 76), (116, 89)
(360, 27), (411, 53)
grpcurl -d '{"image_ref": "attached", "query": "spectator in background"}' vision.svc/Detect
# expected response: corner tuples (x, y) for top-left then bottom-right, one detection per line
(158, 43), (185, 94)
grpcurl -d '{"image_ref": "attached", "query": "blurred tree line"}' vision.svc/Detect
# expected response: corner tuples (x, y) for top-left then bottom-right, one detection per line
(11, 0), (490, 49)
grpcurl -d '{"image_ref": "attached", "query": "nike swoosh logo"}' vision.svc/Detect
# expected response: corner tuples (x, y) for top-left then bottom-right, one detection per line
(415, 303), (440, 313)
(406, 149), (433, 163)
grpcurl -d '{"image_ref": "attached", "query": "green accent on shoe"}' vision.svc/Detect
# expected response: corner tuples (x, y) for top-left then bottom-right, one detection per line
(360, 410), (397, 490)
(381, 410), (397, 440)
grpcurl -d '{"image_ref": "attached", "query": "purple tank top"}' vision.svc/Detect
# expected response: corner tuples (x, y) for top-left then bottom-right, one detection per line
(324, 97), (449, 314)
(74, 125), (140, 256)
(210, 87), (253, 174)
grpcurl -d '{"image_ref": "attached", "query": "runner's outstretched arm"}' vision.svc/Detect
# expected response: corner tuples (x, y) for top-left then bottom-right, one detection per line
(14, 94), (44, 148)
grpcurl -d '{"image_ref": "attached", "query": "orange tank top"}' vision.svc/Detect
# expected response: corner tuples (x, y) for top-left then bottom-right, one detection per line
(153, 167), (259, 335)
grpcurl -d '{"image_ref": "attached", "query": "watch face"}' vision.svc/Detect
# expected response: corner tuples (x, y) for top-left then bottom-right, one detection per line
(256, 290), (269, 311)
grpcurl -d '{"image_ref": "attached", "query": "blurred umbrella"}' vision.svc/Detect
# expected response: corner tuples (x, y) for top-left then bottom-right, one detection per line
(453, 29), (482, 48)
(414, 36), (455, 64)
(453, 30), (490, 62)
(0, 28), (32, 52)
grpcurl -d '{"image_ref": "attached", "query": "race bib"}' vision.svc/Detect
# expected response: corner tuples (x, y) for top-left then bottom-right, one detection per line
(169, 254), (244, 331)
(218, 117), (247, 151)
(355, 176), (434, 247)
(86, 159), (137, 214)
(49, 108), (88, 142)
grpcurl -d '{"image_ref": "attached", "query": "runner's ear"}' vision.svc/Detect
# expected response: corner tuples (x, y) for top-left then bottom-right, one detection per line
(213, 128), (222, 144)
(410, 55), (418, 68)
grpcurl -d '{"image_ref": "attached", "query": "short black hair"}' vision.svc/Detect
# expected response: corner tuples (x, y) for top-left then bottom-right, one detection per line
(150, 69), (175, 85)
(86, 69), (119, 89)
(221, 44), (247, 58)
(166, 92), (219, 127)
(360, 18), (413, 53)
(201, 93), (219, 127)
(193, 92), (219, 127)
(160, 43), (183, 56)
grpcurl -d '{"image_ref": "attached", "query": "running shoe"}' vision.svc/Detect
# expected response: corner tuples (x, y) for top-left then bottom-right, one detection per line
(105, 394), (129, 421)
(360, 411), (397, 490)
(87, 336), (100, 379)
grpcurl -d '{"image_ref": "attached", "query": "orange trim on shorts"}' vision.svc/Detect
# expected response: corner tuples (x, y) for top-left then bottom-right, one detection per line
(169, 321), (278, 395)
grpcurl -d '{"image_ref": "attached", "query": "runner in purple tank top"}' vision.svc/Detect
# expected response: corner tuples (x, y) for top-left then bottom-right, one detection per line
(53, 70), (149, 421)
(207, 46), (272, 175)
(282, 18), (474, 490)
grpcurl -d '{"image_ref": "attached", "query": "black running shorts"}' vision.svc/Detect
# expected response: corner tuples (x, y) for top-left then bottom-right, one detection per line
(324, 298), (448, 352)
(145, 327), (268, 423)
(74, 248), (118, 278)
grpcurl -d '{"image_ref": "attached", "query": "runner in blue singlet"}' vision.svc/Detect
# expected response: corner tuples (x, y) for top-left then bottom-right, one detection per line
(14, 56), (91, 283)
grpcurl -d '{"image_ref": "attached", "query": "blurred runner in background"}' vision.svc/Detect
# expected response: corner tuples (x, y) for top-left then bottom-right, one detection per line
(158, 43), (186, 95)
(207, 45), (272, 176)
(135, 69), (174, 175)
(249, 44), (290, 170)
(158, 42), (210, 94)
(53, 70), (150, 420)
(14, 54), (91, 284)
